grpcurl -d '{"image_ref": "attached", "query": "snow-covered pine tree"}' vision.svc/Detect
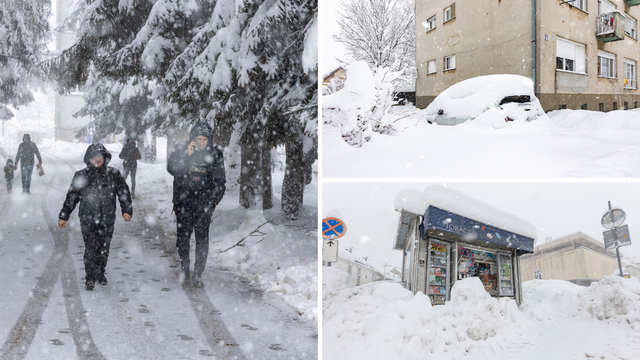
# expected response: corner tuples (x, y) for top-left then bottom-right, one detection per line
(0, 0), (51, 119)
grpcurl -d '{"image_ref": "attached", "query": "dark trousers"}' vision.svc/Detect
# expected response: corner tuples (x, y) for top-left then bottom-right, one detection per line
(122, 166), (136, 195)
(80, 222), (115, 281)
(175, 206), (213, 277)
(6, 178), (12, 192)
(20, 163), (33, 191)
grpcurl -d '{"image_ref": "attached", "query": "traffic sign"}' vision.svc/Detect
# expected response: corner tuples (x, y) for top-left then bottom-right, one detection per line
(323, 239), (339, 263)
(603, 224), (632, 250)
(602, 208), (626, 229)
(322, 217), (347, 239)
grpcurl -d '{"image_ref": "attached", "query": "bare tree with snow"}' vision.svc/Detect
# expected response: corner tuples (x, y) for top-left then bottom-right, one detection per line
(333, 0), (415, 86)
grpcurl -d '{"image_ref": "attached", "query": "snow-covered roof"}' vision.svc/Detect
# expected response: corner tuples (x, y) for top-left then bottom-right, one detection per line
(395, 185), (537, 239)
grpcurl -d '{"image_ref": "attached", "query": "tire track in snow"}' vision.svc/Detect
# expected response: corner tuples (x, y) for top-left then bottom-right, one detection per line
(136, 203), (247, 360)
(0, 155), (106, 359)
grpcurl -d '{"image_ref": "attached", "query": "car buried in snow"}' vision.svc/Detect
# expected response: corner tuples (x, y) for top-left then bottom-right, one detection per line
(422, 74), (547, 126)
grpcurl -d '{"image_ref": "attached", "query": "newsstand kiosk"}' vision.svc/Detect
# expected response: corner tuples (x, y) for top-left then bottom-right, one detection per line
(394, 185), (536, 306)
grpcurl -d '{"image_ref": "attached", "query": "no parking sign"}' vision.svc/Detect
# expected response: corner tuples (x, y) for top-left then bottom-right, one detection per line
(322, 217), (346, 265)
(322, 217), (347, 239)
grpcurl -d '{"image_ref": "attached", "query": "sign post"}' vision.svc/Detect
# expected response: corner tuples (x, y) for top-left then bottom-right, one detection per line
(601, 201), (631, 277)
(322, 217), (347, 266)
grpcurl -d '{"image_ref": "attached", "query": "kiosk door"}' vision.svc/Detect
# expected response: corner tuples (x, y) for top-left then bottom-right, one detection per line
(427, 240), (450, 305)
(498, 254), (514, 296)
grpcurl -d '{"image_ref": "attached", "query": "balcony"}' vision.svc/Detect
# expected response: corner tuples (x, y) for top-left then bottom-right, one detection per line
(625, 0), (640, 6)
(596, 12), (625, 42)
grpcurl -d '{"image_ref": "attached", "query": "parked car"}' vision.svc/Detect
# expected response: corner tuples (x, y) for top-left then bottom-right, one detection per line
(423, 75), (547, 125)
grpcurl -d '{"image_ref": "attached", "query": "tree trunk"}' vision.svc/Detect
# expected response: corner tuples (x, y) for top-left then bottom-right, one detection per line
(261, 147), (272, 210)
(141, 129), (156, 163)
(239, 140), (261, 208)
(281, 139), (305, 219)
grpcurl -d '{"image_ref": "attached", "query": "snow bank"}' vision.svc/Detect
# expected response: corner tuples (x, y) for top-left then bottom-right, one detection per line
(520, 279), (583, 321)
(323, 269), (523, 359)
(576, 276), (640, 324)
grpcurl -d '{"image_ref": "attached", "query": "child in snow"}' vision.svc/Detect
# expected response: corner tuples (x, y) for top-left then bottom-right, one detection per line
(4, 159), (17, 193)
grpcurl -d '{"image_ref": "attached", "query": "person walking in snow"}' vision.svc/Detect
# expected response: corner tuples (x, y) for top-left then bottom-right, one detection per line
(14, 134), (42, 194)
(4, 159), (17, 193)
(167, 122), (226, 288)
(119, 138), (142, 199)
(58, 143), (133, 290)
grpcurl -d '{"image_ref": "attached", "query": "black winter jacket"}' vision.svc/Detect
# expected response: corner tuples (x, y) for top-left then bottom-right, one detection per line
(4, 162), (16, 179)
(59, 144), (133, 225)
(167, 123), (226, 209)
(119, 141), (142, 169)
(15, 140), (42, 167)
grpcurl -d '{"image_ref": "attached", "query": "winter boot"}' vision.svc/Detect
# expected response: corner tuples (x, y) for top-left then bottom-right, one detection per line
(179, 261), (190, 284)
(192, 274), (204, 288)
(85, 278), (95, 291)
(97, 274), (108, 285)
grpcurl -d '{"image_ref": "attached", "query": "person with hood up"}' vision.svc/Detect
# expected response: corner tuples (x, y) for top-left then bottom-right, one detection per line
(119, 138), (142, 198)
(4, 159), (17, 193)
(14, 133), (42, 194)
(167, 122), (226, 287)
(58, 143), (133, 290)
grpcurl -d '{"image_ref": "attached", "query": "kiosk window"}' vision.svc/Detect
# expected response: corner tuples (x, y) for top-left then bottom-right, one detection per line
(457, 246), (498, 295)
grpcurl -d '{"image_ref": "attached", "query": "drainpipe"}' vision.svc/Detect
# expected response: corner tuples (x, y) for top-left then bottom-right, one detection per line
(531, 0), (536, 92)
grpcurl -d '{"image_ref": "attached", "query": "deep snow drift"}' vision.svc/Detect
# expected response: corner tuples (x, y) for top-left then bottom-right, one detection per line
(323, 267), (640, 359)
(323, 105), (640, 178)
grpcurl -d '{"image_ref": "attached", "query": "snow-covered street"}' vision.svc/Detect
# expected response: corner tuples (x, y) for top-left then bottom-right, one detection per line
(323, 106), (640, 178)
(0, 142), (318, 360)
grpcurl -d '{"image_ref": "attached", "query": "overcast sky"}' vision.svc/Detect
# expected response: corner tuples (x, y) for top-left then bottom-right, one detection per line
(320, 0), (345, 75)
(323, 182), (640, 270)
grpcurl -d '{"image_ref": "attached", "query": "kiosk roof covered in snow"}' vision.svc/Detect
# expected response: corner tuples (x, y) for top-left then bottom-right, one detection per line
(394, 185), (536, 254)
(394, 185), (536, 305)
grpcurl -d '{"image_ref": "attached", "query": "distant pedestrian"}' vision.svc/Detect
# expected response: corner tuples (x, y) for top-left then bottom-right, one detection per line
(119, 138), (142, 199)
(167, 122), (226, 287)
(58, 143), (133, 290)
(4, 159), (17, 194)
(14, 134), (42, 194)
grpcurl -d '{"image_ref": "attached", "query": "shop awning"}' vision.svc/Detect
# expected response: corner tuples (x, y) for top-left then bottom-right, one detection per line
(422, 206), (535, 254)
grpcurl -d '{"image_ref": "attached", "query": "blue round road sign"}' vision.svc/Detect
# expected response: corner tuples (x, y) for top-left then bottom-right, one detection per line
(322, 217), (347, 239)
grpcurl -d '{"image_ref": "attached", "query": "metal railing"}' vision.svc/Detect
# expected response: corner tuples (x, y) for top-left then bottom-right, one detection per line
(597, 13), (616, 35)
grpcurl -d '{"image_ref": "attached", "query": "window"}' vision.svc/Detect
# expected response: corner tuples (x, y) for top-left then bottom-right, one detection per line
(581, 103), (588, 110)
(444, 3), (455, 23)
(613, 102), (618, 110)
(598, 51), (616, 78)
(598, 0), (615, 16)
(444, 55), (456, 71)
(559, 104), (567, 110)
(427, 60), (436, 74)
(599, 103), (605, 112)
(427, 15), (436, 32)
(574, 0), (587, 11)
(624, 59), (637, 89)
(625, 15), (637, 39)
(624, 101), (628, 109)
(556, 38), (586, 73)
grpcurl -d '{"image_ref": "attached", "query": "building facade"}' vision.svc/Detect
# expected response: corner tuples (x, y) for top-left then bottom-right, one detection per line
(416, 0), (640, 111)
(520, 232), (640, 284)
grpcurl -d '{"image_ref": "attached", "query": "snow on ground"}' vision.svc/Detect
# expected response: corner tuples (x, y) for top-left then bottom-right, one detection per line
(0, 130), (318, 323)
(323, 105), (640, 178)
(29, 139), (319, 323)
(323, 267), (640, 360)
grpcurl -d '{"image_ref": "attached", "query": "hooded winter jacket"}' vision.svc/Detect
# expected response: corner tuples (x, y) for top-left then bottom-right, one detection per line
(119, 140), (142, 169)
(15, 134), (42, 167)
(59, 143), (133, 225)
(4, 160), (16, 179)
(167, 122), (226, 209)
